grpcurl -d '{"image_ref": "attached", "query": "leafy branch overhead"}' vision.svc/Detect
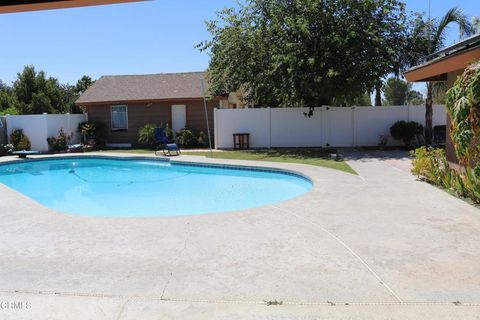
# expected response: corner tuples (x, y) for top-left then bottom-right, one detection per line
(198, 0), (408, 108)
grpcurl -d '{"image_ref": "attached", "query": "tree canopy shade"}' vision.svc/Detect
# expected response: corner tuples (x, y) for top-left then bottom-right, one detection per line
(198, 0), (407, 109)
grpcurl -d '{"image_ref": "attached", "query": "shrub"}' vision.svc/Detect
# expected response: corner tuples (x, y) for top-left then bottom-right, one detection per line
(138, 124), (156, 147)
(162, 123), (174, 141)
(79, 121), (97, 143)
(390, 121), (423, 147)
(445, 60), (480, 166)
(10, 129), (31, 150)
(411, 147), (480, 204)
(175, 128), (209, 148)
(138, 123), (173, 148)
(47, 128), (73, 152)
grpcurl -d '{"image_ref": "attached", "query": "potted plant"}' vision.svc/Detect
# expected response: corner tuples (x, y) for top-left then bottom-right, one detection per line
(79, 122), (97, 146)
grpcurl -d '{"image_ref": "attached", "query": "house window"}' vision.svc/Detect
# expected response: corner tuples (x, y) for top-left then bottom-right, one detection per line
(111, 105), (128, 130)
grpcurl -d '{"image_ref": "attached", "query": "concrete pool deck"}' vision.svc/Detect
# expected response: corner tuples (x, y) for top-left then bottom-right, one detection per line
(0, 151), (479, 319)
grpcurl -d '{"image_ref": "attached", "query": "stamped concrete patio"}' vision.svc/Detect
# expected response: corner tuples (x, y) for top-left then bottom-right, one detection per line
(0, 151), (479, 319)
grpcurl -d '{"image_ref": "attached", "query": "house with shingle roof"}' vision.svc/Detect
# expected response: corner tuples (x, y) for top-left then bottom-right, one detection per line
(75, 72), (232, 146)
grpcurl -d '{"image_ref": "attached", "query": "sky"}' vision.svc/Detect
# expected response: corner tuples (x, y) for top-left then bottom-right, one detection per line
(0, 0), (478, 86)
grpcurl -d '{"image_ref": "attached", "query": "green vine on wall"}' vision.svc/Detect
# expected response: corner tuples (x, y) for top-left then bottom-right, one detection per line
(445, 60), (480, 166)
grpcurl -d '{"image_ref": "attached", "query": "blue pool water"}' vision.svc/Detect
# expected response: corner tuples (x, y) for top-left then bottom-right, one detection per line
(0, 157), (312, 217)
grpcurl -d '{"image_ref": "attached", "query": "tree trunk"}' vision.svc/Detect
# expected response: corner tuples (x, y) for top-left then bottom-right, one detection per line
(425, 82), (433, 145)
(375, 83), (382, 106)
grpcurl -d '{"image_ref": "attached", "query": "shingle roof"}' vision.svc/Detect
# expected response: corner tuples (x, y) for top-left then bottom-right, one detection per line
(405, 34), (480, 75)
(75, 72), (208, 105)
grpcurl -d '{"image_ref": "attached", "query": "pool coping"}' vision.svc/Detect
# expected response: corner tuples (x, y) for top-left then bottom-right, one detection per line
(2, 151), (480, 318)
(0, 153), (314, 185)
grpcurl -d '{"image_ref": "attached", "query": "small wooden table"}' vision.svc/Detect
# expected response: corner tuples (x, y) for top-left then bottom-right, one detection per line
(233, 133), (250, 150)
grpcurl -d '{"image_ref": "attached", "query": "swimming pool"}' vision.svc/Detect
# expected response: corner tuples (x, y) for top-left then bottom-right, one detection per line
(0, 157), (312, 217)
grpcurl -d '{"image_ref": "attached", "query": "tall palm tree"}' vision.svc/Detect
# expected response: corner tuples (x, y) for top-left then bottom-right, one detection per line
(472, 16), (480, 35)
(417, 8), (472, 144)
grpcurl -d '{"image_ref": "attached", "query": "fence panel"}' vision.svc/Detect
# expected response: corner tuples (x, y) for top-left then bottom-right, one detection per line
(354, 106), (408, 147)
(5, 113), (88, 151)
(214, 105), (447, 149)
(270, 107), (322, 147)
(324, 107), (354, 147)
(215, 108), (269, 149)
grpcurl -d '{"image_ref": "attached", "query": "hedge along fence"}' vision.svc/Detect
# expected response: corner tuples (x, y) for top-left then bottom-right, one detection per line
(214, 105), (446, 149)
(5, 113), (87, 151)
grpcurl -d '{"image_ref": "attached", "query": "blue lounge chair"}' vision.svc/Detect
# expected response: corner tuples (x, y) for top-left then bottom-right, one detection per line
(154, 127), (180, 156)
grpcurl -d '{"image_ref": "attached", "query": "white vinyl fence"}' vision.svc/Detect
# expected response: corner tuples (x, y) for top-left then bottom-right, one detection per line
(5, 113), (88, 151)
(214, 105), (446, 149)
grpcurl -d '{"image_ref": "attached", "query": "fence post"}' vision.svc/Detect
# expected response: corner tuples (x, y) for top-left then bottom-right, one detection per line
(352, 106), (357, 147)
(66, 113), (72, 136)
(320, 106), (325, 147)
(266, 107), (271, 148)
(5, 115), (11, 143)
(407, 105), (411, 122)
(43, 113), (49, 151)
(213, 108), (218, 149)
(322, 106), (330, 147)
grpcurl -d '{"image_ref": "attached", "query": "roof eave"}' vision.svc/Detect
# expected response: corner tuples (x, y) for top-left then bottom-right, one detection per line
(404, 46), (480, 82)
(75, 96), (220, 106)
(0, 0), (146, 14)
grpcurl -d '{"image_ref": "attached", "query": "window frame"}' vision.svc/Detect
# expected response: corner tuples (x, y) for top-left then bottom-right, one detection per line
(110, 105), (128, 131)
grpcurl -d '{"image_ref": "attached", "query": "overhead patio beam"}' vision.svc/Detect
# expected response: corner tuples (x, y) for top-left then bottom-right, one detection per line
(0, 0), (146, 14)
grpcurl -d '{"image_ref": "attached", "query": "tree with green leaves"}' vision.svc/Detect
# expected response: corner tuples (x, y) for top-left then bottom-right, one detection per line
(470, 16), (480, 35)
(406, 90), (424, 105)
(13, 66), (62, 114)
(406, 8), (472, 144)
(383, 77), (426, 106)
(3, 66), (94, 115)
(199, 0), (407, 111)
(75, 75), (95, 96)
(383, 77), (410, 105)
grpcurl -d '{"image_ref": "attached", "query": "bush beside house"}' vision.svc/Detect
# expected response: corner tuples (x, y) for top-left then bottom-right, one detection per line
(411, 62), (480, 204)
(138, 124), (208, 149)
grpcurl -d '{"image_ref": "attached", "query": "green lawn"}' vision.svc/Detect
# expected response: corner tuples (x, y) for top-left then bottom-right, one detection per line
(100, 148), (356, 174)
(185, 148), (356, 174)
